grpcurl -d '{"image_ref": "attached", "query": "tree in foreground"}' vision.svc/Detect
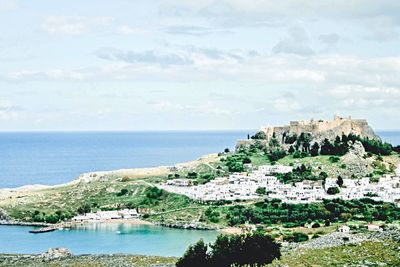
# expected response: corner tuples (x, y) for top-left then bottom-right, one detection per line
(176, 233), (281, 267)
(176, 239), (208, 267)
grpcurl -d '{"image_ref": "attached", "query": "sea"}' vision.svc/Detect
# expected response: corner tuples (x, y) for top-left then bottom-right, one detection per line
(0, 130), (398, 256)
(0, 131), (249, 188)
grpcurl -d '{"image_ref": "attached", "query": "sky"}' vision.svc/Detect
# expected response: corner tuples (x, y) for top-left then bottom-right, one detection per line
(0, 0), (400, 131)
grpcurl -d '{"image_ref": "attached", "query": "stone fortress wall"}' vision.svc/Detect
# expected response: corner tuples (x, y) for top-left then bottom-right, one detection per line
(236, 115), (380, 149)
(259, 115), (379, 143)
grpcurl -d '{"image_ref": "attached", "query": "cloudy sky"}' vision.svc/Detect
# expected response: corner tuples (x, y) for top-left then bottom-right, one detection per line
(1, 0), (400, 131)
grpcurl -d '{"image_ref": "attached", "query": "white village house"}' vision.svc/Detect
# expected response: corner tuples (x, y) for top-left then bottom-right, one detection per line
(159, 164), (400, 205)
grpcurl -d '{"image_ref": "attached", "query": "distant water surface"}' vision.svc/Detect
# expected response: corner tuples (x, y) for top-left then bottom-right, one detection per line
(0, 131), (248, 188)
(377, 131), (400, 146)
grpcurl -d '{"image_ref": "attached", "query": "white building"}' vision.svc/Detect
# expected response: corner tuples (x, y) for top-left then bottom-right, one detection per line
(157, 164), (400, 205)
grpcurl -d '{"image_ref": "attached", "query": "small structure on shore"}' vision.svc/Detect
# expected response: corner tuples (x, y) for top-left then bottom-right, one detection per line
(337, 225), (350, 233)
(71, 209), (139, 223)
(367, 224), (381, 231)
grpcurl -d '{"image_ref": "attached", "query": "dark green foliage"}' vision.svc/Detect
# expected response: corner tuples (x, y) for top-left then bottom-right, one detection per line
(222, 198), (400, 227)
(176, 239), (208, 267)
(320, 139), (335, 155)
(327, 187), (340, 195)
(31, 209), (72, 223)
(116, 188), (129, 196)
(267, 150), (286, 162)
(197, 173), (215, 185)
(187, 172), (198, 178)
(310, 142), (320, 156)
(140, 187), (166, 205)
(311, 222), (321, 228)
(296, 133), (312, 152)
(251, 131), (267, 140)
(319, 172), (328, 179)
(45, 214), (60, 223)
(337, 176), (344, 187)
(284, 133), (298, 144)
(77, 203), (92, 214)
(205, 208), (220, 223)
(292, 150), (308, 158)
(242, 157), (252, 164)
(177, 233), (281, 267)
(347, 134), (393, 155)
(329, 156), (340, 163)
(288, 145), (295, 154)
(224, 153), (251, 172)
(276, 164), (317, 184)
(283, 232), (309, 243)
(256, 187), (267, 195)
(269, 136), (280, 149)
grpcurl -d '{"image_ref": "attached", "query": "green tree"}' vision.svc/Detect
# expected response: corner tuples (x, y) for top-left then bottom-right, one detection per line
(176, 239), (208, 267)
(337, 176), (344, 187)
(256, 187), (267, 195)
(327, 187), (340, 195)
(310, 142), (320, 156)
(251, 131), (267, 140)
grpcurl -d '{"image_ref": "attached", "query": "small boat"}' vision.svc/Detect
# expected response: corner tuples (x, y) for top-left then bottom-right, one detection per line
(29, 227), (57, 234)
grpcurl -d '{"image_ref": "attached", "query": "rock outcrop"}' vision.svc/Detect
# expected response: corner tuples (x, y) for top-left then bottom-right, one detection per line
(340, 141), (373, 178)
(39, 248), (73, 261)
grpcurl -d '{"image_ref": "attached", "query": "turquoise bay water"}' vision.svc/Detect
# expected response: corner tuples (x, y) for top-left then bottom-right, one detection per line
(0, 224), (219, 256)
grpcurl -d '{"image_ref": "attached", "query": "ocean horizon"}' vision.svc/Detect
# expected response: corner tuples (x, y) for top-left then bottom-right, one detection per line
(0, 131), (249, 188)
(0, 130), (398, 189)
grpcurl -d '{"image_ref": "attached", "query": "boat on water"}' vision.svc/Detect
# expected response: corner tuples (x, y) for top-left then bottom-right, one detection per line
(29, 227), (57, 234)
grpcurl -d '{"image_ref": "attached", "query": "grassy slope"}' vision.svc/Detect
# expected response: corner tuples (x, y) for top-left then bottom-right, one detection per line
(0, 152), (398, 225)
(270, 240), (400, 267)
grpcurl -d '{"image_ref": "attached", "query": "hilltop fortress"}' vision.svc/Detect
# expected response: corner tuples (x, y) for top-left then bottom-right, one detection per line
(237, 115), (380, 148)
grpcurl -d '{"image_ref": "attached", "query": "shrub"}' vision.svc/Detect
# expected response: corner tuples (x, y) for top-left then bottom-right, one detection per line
(311, 222), (321, 228)
(116, 188), (129, 196)
(283, 232), (309, 243)
(256, 187), (267, 195)
(327, 187), (340, 195)
(177, 233), (281, 267)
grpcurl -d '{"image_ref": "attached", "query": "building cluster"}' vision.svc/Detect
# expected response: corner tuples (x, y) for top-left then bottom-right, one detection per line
(71, 209), (139, 222)
(158, 164), (400, 205)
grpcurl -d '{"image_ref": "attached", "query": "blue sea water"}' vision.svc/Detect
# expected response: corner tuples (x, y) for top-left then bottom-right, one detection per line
(0, 131), (248, 188)
(377, 131), (400, 146)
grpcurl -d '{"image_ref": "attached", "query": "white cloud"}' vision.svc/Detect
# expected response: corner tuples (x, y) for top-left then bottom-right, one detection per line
(41, 16), (114, 35)
(117, 25), (146, 35)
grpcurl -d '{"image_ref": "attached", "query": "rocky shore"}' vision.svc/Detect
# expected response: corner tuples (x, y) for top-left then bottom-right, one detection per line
(282, 228), (400, 253)
(0, 248), (177, 267)
(156, 221), (218, 230)
(0, 220), (51, 227)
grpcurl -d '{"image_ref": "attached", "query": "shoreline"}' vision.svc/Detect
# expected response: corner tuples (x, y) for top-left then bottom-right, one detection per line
(0, 153), (219, 193)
